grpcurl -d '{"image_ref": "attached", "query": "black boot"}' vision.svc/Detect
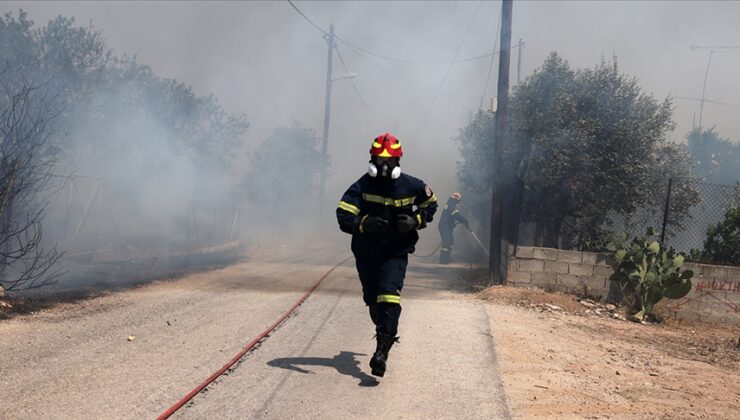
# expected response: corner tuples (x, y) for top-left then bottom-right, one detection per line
(369, 333), (398, 377)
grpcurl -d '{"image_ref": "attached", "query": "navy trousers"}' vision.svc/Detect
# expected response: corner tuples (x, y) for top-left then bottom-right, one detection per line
(355, 254), (407, 336)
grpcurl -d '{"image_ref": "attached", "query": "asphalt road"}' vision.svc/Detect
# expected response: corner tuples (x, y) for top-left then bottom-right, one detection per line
(0, 243), (509, 419)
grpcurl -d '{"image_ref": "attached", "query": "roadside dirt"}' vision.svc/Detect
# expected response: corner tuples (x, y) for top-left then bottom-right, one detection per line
(0, 253), (245, 319)
(480, 285), (740, 419)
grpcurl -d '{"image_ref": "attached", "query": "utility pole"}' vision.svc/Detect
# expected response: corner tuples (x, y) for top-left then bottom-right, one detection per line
(318, 24), (335, 226)
(698, 49), (713, 131)
(516, 38), (524, 84)
(489, 0), (512, 284)
(660, 178), (673, 246)
(689, 45), (740, 130)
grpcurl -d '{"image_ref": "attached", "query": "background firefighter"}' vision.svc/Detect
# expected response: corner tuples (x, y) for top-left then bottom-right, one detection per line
(336, 132), (438, 378)
(437, 192), (469, 264)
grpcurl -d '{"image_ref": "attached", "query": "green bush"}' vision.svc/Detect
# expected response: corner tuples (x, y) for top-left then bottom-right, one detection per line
(691, 187), (739, 265)
(610, 229), (694, 322)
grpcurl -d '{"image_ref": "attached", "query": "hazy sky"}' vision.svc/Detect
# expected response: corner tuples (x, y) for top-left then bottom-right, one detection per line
(3, 1), (740, 198)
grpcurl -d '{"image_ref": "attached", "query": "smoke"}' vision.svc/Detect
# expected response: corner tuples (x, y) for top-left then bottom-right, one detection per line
(2, 1), (739, 264)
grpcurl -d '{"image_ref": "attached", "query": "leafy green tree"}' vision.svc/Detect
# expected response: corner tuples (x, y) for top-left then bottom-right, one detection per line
(0, 10), (250, 277)
(456, 110), (496, 195)
(0, 11), (248, 175)
(244, 120), (323, 228)
(457, 52), (700, 249)
(692, 184), (739, 265)
(699, 207), (740, 265)
(687, 127), (740, 185)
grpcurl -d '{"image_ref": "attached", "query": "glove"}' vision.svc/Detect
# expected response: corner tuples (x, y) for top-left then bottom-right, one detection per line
(395, 214), (418, 233)
(361, 216), (390, 234)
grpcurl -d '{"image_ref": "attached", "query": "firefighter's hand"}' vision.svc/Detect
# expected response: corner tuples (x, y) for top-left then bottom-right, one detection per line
(362, 216), (390, 234)
(395, 214), (417, 233)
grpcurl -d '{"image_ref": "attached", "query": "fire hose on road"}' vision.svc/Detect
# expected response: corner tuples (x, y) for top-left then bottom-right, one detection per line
(466, 226), (490, 256)
(414, 227), (489, 261)
(157, 255), (353, 420)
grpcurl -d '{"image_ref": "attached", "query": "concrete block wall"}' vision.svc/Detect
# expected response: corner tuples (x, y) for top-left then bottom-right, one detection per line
(506, 246), (612, 299)
(506, 246), (740, 325)
(663, 262), (740, 325)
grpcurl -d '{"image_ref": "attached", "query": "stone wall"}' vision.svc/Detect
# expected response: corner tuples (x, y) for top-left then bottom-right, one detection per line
(506, 246), (740, 325)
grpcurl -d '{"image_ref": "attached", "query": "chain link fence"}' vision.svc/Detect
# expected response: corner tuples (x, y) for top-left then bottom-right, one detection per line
(662, 181), (736, 254)
(512, 179), (738, 261)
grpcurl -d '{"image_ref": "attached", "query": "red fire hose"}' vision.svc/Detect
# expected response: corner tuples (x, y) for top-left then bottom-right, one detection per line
(157, 255), (353, 419)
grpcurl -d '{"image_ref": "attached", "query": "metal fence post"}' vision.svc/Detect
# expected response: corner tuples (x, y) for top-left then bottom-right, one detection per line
(660, 178), (673, 245)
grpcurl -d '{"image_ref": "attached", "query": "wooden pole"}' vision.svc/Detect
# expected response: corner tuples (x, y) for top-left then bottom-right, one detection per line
(489, 0), (513, 284)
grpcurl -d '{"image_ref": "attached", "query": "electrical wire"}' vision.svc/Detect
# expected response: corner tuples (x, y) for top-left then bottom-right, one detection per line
(335, 35), (496, 65)
(335, 46), (380, 124)
(676, 96), (740, 110)
(287, 0), (499, 103)
(480, 6), (502, 109)
(340, 40), (482, 100)
(287, 0), (328, 35)
(414, 1), (483, 140)
(287, 0), (496, 66)
(341, 41), (420, 88)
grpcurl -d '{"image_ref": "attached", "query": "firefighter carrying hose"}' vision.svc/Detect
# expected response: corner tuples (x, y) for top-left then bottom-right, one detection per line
(336, 132), (437, 378)
(437, 192), (469, 264)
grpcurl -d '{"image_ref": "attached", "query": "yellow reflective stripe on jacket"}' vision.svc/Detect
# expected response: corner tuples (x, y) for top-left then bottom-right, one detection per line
(358, 214), (369, 233)
(377, 294), (401, 304)
(418, 193), (438, 208)
(415, 213), (422, 227)
(362, 193), (416, 207)
(337, 201), (361, 215)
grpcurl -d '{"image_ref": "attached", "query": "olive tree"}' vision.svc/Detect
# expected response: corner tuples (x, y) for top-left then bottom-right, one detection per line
(457, 52), (700, 249)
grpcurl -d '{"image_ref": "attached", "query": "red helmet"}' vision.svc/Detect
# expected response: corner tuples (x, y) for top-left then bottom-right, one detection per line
(370, 132), (403, 158)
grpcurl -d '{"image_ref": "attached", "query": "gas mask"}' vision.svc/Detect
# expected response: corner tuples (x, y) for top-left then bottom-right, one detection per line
(368, 157), (401, 179)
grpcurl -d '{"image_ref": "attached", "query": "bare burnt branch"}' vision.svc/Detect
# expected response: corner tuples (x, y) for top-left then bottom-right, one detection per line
(0, 68), (63, 291)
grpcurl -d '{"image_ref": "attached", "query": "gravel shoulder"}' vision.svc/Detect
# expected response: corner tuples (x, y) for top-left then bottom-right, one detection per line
(481, 285), (740, 419)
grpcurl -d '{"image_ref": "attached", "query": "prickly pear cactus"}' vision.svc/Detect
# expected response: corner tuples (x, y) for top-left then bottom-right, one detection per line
(609, 228), (694, 322)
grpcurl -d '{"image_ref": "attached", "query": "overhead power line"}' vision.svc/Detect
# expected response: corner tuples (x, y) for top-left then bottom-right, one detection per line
(480, 7), (502, 109)
(690, 45), (740, 51)
(341, 42), (419, 87)
(688, 45), (740, 129)
(335, 46), (380, 124)
(287, 0), (497, 65)
(676, 96), (740, 110)
(287, 0), (328, 35)
(340, 40), (483, 100)
(415, 1), (483, 138)
(335, 35), (496, 65)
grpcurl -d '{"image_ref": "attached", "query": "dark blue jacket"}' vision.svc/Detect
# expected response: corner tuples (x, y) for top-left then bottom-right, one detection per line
(336, 173), (438, 257)
(438, 201), (469, 233)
